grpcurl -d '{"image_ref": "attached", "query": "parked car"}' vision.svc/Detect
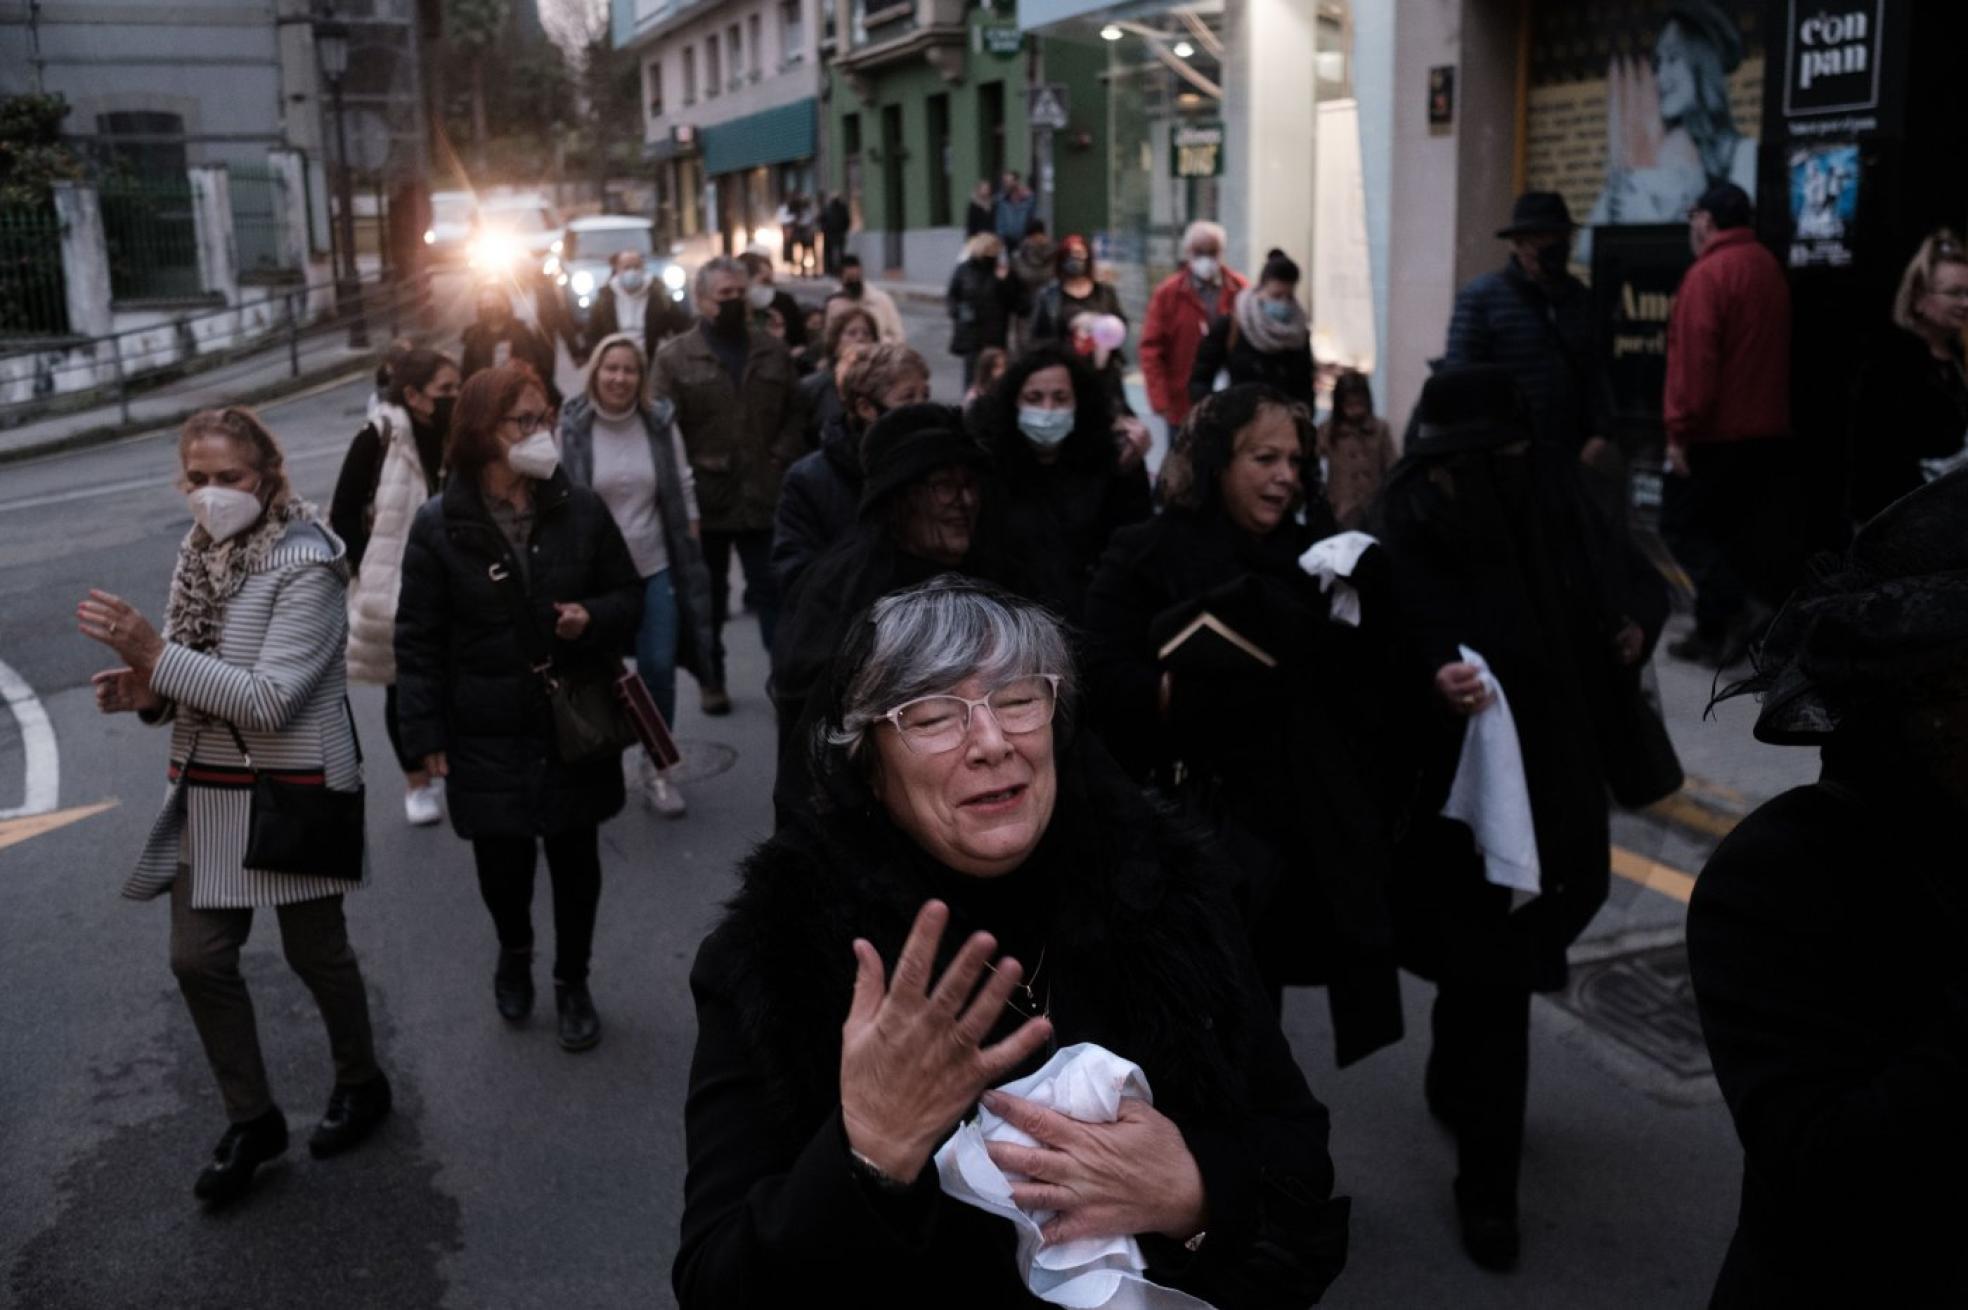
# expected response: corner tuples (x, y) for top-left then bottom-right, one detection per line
(423, 190), (477, 264)
(543, 215), (688, 329)
(468, 193), (566, 275)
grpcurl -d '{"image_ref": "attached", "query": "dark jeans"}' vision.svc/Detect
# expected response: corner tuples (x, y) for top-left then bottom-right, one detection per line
(169, 879), (380, 1123)
(1679, 438), (1804, 643)
(471, 827), (602, 984)
(700, 528), (778, 689)
(382, 683), (423, 775)
(1427, 980), (1533, 1212)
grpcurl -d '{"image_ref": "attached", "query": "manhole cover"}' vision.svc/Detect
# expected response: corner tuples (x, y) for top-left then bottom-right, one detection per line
(666, 738), (738, 785)
(1549, 942), (1711, 1082)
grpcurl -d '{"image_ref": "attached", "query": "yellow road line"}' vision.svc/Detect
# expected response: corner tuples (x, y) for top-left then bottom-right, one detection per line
(1611, 844), (1696, 905)
(0, 800), (120, 853)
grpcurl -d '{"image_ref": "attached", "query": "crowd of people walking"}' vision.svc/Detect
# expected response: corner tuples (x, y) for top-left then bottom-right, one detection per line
(75, 184), (1968, 1309)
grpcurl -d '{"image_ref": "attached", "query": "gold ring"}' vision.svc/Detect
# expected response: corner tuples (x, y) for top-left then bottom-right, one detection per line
(109, 621), (120, 637)
(1461, 694), (1476, 708)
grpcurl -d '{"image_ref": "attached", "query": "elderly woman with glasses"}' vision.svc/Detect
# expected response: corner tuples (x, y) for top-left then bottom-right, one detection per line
(394, 363), (643, 1053)
(674, 577), (1350, 1309)
(1848, 229), (1968, 522)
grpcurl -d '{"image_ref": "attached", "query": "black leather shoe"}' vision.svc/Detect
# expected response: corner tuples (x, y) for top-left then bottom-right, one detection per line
(556, 981), (601, 1052)
(1455, 1185), (1520, 1272)
(495, 948), (534, 1022)
(308, 1073), (393, 1159)
(193, 1107), (288, 1204)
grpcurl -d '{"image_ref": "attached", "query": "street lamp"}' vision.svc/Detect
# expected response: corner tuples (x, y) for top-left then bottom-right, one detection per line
(315, 13), (368, 348)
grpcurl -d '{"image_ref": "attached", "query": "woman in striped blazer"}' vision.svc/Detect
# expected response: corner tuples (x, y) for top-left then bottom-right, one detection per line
(80, 407), (392, 1208)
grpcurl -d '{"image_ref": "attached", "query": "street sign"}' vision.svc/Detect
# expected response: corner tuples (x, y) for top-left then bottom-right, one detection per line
(982, 24), (1023, 58)
(1170, 120), (1225, 178)
(1027, 83), (1070, 131)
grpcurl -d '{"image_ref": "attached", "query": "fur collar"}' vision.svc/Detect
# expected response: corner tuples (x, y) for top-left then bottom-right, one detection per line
(709, 744), (1257, 1119)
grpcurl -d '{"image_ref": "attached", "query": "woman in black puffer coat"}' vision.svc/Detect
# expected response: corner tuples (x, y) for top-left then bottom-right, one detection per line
(946, 233), (1024, 387)
(395, 363), (642, 1054)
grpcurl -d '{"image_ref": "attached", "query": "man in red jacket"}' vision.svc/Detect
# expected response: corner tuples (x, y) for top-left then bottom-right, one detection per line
(1139, 221), (1246, 430)
(1663, 182), (1797, 667)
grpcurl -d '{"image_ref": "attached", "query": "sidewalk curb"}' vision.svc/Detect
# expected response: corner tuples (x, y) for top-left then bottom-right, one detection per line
(0, 341), (444, 467)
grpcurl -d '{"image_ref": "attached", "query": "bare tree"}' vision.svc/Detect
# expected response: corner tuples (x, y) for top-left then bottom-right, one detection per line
(539, 0), (614, 204)
(447, 0), (510, 175)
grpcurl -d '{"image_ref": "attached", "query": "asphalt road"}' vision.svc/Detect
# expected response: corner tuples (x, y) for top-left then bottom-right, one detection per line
(2, 291), (1755, 1308)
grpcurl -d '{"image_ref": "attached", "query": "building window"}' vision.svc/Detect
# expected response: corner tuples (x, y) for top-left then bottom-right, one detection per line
(647, 59), (665, 117)
(781, 0), (806, 63)
(842, 111), (862, 229)
(748, 12), (763, 78)
(706, 34), (721, 97)
(927, 92), (951, 227)
(978, 81), (1006, 187)
(683, 45), (698, 105)
(728, 24), (742, 89)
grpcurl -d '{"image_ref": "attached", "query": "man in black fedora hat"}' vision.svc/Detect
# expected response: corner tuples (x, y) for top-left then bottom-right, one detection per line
(1445, 192), (1613, 467)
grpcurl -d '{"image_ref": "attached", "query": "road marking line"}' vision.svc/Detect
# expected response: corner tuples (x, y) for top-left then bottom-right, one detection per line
(1611, 844), (1696, 905)
(0, 799), (118, 852)
(0, 656), (57, 818)
(0, 443), (344, 516)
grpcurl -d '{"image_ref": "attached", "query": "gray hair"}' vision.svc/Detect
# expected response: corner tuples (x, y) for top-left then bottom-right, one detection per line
(824, 577), (1076, 759)
(1182, 220), (1227, 256)
(694, 255), (748, 301)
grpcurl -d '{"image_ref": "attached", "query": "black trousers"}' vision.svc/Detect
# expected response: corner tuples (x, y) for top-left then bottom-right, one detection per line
(470, 827), (602, 984)
(700, 528), (779, 688)
(1681, 438), (1803, 642)
(1427, 980), (1532, 1211)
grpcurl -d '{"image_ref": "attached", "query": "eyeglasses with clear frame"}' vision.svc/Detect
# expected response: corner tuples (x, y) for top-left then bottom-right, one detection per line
(879, 674), (1062, 755)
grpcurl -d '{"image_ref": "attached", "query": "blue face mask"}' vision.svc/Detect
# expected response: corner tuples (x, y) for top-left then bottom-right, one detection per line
(1261, 297), (1295, 323)
(1017, 406), (1075, 448)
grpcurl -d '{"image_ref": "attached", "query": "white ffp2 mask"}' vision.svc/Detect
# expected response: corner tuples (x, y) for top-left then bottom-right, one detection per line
(507, 431), (561, 479)
(188, 486), (264, 543)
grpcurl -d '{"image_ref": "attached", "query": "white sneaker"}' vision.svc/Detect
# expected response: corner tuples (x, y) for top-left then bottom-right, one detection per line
(643, 771), (687, 818)
(404, 781), (444, 826)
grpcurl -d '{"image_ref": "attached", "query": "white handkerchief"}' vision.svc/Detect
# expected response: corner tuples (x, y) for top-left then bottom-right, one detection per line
(935, 1043), (1217, 1310)
(1440, 645), (1541, 895)
(1296, 531), (1378, 628)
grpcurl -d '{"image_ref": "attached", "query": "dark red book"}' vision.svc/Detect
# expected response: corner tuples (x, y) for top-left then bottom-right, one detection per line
(614, 670), (681, 769)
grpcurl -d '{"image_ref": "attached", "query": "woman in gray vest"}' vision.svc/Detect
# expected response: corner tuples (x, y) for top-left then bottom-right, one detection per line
(80, 407), (389, 1207)
(558, 332), (716, 816)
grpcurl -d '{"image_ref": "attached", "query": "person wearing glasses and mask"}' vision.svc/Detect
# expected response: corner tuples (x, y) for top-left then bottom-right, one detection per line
(394, 364), (644, 1053)
(1848, 229), (1968, 524)
(967, 342), (1150, 626)
(1186, 249), (1316, 411)
(81, 406), (390, 1207)
(675, 577), (1351, 1309)
(330, 347), (461, 827)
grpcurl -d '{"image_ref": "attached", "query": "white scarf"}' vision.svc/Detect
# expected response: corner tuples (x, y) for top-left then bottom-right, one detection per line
(1232, 287), (1309, 355)
(610, 282), (651, 332)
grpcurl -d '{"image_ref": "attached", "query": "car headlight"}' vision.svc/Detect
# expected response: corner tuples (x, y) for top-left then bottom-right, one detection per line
(662, 263), (687, 290)
(542, 255), (562, 278)
(551, 239), (564, 254)
(571, 269), (597, 296)
(423, 229), (436, 244)
(469, 233), (520, 270)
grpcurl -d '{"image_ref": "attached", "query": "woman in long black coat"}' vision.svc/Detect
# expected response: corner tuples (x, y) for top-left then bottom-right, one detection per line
(968, 342), (1151, 626)
(1370, 365), (1671, 1270)
(1689, 470), (1968, 1307)
(945, 233), (1024, 387)
(1081, 384), (1406, 1070)
(395, 363), (642, 1052)
(1187, 249), (1316, 411)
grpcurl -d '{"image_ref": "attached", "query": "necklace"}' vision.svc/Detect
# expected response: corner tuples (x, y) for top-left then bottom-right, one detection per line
(983, 945), (1049, 1022)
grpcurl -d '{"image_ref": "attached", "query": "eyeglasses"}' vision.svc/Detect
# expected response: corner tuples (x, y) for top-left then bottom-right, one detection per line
(879, 675), (1061, 755)
(502, 412), (551, 435)
(918, 471), (979, 506)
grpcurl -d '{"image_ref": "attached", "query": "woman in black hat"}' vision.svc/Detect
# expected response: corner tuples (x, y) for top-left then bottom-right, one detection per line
(769, 403), (1011, 817)
(1688, 470), (1968, 1307)
(1371, 365), (1673, 1272)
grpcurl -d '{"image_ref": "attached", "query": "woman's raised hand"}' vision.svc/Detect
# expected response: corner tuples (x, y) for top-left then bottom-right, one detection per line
(839, 900), (1053, 1184)
(91, 667), (161, 715)
(76, 589), (165, 673)
(982, 1091), (1208, 1246)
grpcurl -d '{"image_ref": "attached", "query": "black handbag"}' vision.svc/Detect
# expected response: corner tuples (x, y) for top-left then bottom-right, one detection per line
(486, 558), (639, 766)
(1603, 667), (1684, 809)
(225, 706), (366, 881)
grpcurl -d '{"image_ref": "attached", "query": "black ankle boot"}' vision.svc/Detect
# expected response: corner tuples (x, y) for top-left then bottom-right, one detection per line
(555, 981), (600, 1052)
(193, 1106), (288, 1204)
(494, 948), (534, 1022)
(308, 1072), (393, 1158)
(1454, 1179), (1520, 1272)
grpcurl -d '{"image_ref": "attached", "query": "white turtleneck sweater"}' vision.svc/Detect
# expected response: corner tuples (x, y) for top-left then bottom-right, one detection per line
(590, 404), (698, 578)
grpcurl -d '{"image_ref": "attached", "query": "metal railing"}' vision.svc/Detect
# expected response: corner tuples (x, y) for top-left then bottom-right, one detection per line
(99, 176), (203, 302)
(0, 203), (70, 339)
(0, 270), (431, 431)
(229, 164), (297, 278)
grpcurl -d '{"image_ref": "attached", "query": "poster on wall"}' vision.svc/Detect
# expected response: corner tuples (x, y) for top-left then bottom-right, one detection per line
(1591, 224), (1694, 448)
(1787, 142), (1860, 266)
(1524, 0), (1765, 266)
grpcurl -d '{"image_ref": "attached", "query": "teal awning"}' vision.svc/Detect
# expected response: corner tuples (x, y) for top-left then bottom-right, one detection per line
(700, 100), (817, 176)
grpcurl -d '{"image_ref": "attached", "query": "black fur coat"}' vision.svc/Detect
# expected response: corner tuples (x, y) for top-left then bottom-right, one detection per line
(672, 741), (1351, 1308)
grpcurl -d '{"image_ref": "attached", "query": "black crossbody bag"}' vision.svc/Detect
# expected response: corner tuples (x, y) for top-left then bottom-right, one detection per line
(225, 701), (366, 881)
(484, 558), (640, 765)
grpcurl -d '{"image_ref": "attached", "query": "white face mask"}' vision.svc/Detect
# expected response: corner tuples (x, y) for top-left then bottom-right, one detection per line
(1017, 406), (1075, 448)
(1190, 255), (1219, 283)
(188, 485), (265, 543)
(507, 431), (560, 480)
(747, 284), (775, 310)
(615, 268), (648, 294)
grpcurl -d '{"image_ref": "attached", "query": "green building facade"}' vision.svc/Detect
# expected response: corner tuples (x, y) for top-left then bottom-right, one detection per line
(826, 3), (1107, 282)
